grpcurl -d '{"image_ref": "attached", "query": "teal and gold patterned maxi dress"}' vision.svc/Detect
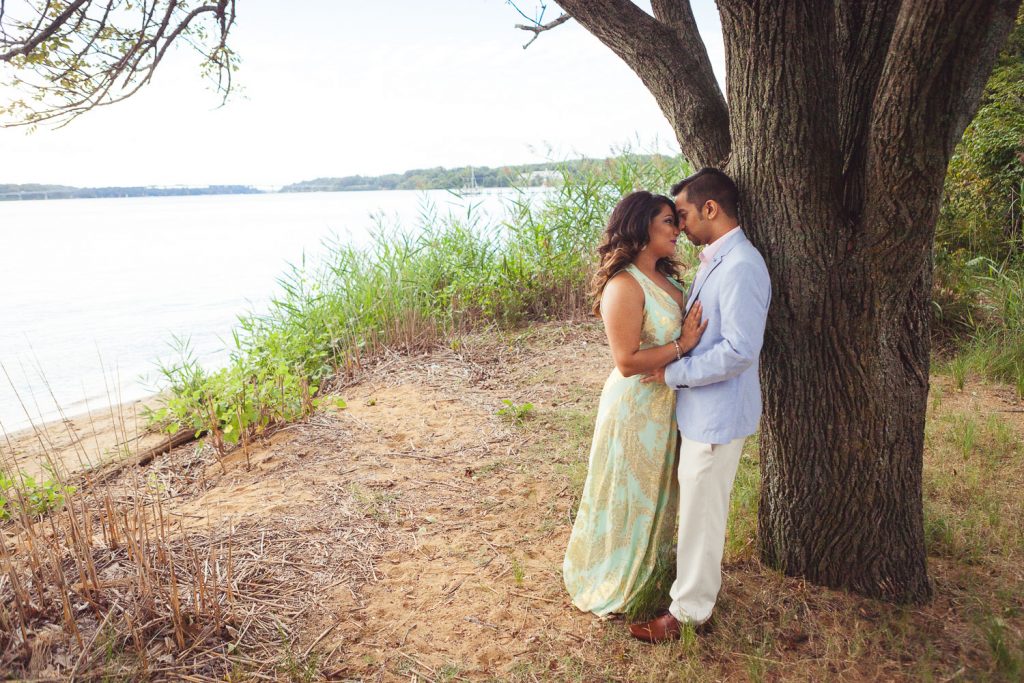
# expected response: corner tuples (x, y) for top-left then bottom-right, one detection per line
(563, 264), (685, 615)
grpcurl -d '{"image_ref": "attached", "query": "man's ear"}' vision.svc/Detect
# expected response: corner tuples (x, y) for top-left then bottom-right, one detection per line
(704, 200), (719, 220)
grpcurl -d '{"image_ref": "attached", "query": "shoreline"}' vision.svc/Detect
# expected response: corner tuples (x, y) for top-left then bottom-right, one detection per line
(0, 394), (172, 481)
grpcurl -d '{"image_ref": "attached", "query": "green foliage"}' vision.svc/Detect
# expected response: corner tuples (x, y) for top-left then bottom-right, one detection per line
(964, 262), (1024, 394)
(0, 467), (76, 521)
(154, 153), (693, 451)
(931, 250), (990, 344)
(936, 256), (1024, 395)
(938, 10), (1024, 262)
(496, 399), (534, 425)
(933, 11), (1024, 382)
(1, 1), (237, 127)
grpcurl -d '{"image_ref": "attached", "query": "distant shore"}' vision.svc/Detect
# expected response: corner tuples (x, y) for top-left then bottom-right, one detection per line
(0, 184), (263, 201)
(0, 154), (674, 201)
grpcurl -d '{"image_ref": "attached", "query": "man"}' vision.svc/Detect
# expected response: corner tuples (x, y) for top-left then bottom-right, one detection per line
(633, 167), (771, 642)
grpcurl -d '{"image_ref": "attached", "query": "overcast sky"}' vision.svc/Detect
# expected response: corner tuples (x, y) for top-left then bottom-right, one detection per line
(0, 1), (725, 188)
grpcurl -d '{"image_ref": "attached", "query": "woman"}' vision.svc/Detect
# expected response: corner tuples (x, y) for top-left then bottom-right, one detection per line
(563, 190), (706, 616)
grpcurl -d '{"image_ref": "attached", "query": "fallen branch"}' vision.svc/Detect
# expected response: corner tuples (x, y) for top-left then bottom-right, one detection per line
(134, 427), (199, 467)
(72, 427), (199, 489)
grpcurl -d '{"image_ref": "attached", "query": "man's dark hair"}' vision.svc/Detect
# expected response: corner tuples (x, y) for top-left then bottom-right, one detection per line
(671, 167), (739, 219)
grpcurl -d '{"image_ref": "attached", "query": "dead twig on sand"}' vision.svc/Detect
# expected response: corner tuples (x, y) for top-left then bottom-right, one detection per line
(303, 622), (338, 658)
(69, 600), (119, 680)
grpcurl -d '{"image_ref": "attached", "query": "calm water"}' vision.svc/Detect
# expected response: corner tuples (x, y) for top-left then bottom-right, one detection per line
(0, 189), (524, 433)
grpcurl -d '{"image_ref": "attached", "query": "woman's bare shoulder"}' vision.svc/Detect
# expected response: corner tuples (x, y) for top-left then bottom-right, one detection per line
(604, 269), (642, 296)
(601, 269), (645, 313)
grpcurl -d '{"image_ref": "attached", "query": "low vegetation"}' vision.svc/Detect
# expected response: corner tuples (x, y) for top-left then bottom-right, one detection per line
(934, 11), (1024, 395)
(151, 152), (696, 448)
(0, 467), (75, 520)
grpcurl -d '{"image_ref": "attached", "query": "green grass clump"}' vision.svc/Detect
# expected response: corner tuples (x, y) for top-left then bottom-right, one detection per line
(934, 255), (1024, 395)
(511, 557), (526, 584)
(962, 264), (1024, 392)
(726, 442), (761, 562)
(496, 399), (534, 425)
(923, 408), (1023, 562)
(153, 153), (693, 449)
(0, 467), (75, 520)
(624, 543), (675, 623)
(982, 615), (1024, 680)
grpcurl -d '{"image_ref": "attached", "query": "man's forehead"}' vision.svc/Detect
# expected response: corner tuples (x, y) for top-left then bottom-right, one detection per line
(674, 193), (695, 209)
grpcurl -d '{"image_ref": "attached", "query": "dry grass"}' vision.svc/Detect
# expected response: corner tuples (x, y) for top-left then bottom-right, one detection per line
(2, 319), (1023, 681)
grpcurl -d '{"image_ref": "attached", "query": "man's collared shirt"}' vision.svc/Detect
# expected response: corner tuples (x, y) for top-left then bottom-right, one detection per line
(697, 225), (741, 275)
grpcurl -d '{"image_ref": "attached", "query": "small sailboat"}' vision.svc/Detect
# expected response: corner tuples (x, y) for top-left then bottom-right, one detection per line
(461, 166), (484, 195)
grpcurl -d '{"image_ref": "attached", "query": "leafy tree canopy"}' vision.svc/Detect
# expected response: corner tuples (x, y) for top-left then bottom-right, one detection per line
(0, 0), (236, 127)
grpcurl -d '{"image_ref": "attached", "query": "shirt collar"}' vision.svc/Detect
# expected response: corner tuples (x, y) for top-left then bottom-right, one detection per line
(699, 225), (741, 264)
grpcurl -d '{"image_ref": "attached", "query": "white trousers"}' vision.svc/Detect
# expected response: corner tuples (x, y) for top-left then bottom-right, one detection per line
(668, 434), (745, 625)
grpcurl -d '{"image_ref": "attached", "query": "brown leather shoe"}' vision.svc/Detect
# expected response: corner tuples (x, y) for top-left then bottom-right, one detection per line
(628, 611), (681, 643)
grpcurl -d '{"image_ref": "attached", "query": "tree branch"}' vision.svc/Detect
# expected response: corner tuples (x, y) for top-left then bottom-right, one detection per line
(1, 0), (236, 127)
(833, 0), (902, 220)
(555, 0), (730, 169)
(717, 0), (846, 254)
(0, 0), (90, 61)
(863, 0), (1021, 260)
(514, 12), (571, 49)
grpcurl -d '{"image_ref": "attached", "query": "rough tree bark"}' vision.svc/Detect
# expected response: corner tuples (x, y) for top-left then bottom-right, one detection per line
(557, 0), (1021, 602)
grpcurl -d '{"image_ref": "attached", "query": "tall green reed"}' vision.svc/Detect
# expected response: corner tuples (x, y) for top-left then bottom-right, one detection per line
(965, 262), (1024, 394)
(153, 153), (694, 447)
(934, 252), (1024, 395)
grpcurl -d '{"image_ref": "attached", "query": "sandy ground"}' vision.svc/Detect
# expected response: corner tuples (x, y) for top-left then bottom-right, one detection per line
(143, 324), (620, 679)
(5, 320), (1024, 681)
(0, 394), (171, 481)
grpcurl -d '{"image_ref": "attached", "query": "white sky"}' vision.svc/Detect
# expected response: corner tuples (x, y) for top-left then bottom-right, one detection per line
(0, 1), (725, 188)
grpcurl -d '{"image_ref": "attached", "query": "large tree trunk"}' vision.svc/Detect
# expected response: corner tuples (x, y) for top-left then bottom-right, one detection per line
(558, 0), (1022, 603)
(719, 0), (1018, 603)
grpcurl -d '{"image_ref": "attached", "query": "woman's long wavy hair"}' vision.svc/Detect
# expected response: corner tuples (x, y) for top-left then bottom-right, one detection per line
(590, 191), (683, 316)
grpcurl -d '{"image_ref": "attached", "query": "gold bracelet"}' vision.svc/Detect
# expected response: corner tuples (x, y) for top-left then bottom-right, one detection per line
(672, 339), (682, 360)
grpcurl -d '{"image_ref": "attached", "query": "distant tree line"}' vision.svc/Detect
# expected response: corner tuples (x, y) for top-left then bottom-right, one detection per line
(0, 184), (261, 201)
(278, 156), (673, 193)
(0, 155), (677, 201)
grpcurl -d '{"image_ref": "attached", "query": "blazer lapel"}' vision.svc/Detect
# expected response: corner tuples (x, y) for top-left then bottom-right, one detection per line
(685, 230), (747, 312)
(685, 259), (723, 311)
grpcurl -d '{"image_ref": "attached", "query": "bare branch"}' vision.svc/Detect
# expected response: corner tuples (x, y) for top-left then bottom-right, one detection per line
(507, 0), (542, 25)
(514, 12), (570, 49)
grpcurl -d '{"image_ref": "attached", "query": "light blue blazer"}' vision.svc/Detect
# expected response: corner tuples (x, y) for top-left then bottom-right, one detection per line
(664, 228), (771, 444)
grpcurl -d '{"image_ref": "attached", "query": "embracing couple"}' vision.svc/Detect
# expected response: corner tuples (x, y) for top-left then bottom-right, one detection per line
(563, 168), (771, 642)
